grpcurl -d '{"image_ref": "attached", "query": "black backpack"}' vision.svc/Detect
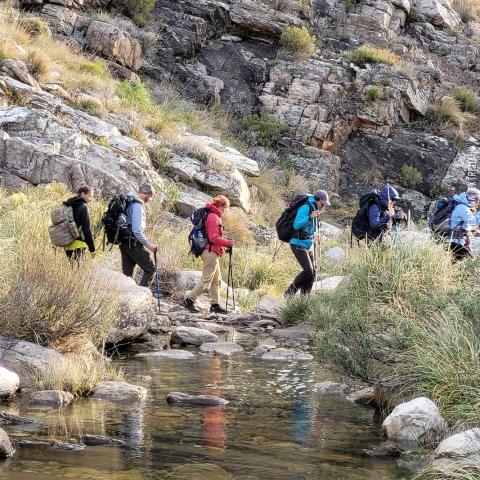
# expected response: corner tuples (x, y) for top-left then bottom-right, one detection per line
(276, 194), (313, 243)
(188, 207), (213, 257)
(428, 196), (456, 238)
(351, 191), (383, 240)
(102, 194), (140, 245)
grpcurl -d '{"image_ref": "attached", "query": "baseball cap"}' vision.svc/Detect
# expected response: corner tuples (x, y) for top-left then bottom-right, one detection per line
(314, 190), (331, 207)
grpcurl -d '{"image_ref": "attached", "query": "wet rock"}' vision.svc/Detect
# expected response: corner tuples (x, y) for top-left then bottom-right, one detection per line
(22, 390), (73, 409)
(85, 21), (143, 71)
(261, 348), (313, 362)
(347, 387), (377, 406)
(93, 269), (155, 345)
(135, 350), (196, 359)
(52, 441), (85, 451)
(364, 441), (404, 458)
(199, 342), (244, 357)
(382, 397), (448, 446)
(0, 412), (36, 426)
(0, 336), (67, 388)
(92, 381), (147, 403)
(82, 434), (126, 446)
(0, 367), (20, 398)
(0, 427), (14, 459)
(430, 428), (480, 473)
(171, 326), (218, 347)
(314, 381), (347, 395)
(270, 325), (315, 344)
(166, 392), (228, 406)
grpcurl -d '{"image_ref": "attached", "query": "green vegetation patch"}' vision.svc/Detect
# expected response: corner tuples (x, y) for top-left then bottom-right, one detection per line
(347, 46), (399, 67)
(279, 25), (316, 59)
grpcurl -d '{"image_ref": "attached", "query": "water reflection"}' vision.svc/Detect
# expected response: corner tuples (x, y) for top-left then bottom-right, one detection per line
(0, 351), (412, 480)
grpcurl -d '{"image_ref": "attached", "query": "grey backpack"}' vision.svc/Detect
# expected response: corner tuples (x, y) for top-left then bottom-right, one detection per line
(48, 205), (82, 247)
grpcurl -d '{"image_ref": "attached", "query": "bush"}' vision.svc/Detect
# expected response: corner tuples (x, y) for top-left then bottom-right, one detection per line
(426, 96), (476, 129)
(239, 114), (289, 148)
(148, 145), (173, 173)
(401, 164), (423, 188)
(26, 48), (50, 80)
(454, 88), (479, 113)
(19, 17), (51, 37)
(364, 86), (380, 101)
(452, 0), (480, 22)
(79, 59), (107, 77)
(279, 26), (316, 59)
(121, 0), (156, 26)
(74, 97), (105, 117)
(116, 80), (152, 111)
(347, 46), (399, 67)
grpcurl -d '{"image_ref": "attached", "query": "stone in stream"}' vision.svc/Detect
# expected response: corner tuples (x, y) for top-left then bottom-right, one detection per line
(0, 411), (36, 426)
(382, 397), (448, 446)
(0, 427), (14, 458)
(135, 350), (196, 359)
(82, 434), (126, 447)
(22, 390), (74, 409)
(260, 348), (313, 362)
(199, 342), (244, 357)
(364, 441), (404, 458)
(171, 326), (218, 346)
(347, 387), (377, 406)
(52, 441), (85, 451)
(270, 325), (315, 344)
(0, 367), (20, 398)
(166, 392), (229, 407)
(92, 381), (147, 403)
(430, 428), (480, 475)
(193, 322), (232, 333)
(314, 381), (347, 395)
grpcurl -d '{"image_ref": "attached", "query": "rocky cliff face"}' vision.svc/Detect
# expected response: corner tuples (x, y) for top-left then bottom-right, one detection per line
(3, 0), (480, 221)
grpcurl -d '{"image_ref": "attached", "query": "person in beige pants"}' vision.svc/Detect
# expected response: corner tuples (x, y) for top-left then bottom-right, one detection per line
(183, 195), (233, 314)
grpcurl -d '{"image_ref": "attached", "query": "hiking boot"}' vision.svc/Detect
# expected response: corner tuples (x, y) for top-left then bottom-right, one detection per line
(183, 297), (200, 313)
(210, 303), (228, 314)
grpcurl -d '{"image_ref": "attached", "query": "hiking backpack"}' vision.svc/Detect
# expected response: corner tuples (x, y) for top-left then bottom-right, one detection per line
(351, 191), (383, 241)
(188, 207), (212, 257)
(276, 194), (313, 243)
(48, 205), (82, 247)
(428, 196), (456, 238)
(102, 194), (139, 245)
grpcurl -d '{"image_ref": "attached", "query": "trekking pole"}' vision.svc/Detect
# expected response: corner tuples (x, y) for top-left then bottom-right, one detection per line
(229, 249), (236, 311)
(153, 250), (161, 314)
(225, 249), (232, 312)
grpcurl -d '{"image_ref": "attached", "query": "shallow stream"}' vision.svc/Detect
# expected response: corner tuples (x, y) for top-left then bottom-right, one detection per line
(0, 335), (413, 480)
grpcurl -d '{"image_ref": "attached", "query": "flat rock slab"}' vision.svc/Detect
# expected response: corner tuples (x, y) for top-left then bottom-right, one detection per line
(22, 390), (73, 409)
(194, 322), (233, 333)
(135, 350), (196, 359)
(167, 392), (228, 407)
(171, 326), (218, 346)
(82, 434), (126, 446)
(199, 342), (244, 357)
(270, 325), (315, 344)
(0, 412), (36, 426)
(314, 381), (346, 395)
(260, 348), (313, 362)
(92, 381), (147, 403)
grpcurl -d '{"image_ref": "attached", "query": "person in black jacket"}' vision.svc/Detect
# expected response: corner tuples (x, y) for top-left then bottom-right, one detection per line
(63, 183), (96, 261)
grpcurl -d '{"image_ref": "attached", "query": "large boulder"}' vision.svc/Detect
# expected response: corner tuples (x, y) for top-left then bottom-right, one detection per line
(431, 428), (480, 474)
(85, 21), (143, 71)
(93, 269), (155, 345)
(0, 428), (14, 459)
(41, 4), (78, 36)
(92, 381), (147, 403)
(441, 145), (480, 193)
(0, 367), (20, 398)
(175, 184), (212, 218)
(411, 0), (461, 28)
(382, 397), (448, 446)
(22, 390), (74, 409)
(270, 325), (315, 344)
(171, 326), (218, 347)
(0, 337), (66, 387)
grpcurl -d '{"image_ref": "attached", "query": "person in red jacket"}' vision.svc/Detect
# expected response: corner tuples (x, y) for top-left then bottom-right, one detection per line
(183, 195), (233, 313)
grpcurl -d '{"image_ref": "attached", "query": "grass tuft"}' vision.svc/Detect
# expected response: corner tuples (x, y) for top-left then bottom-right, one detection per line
(279, 26), (316, 59)
(347, 46), (399, 67)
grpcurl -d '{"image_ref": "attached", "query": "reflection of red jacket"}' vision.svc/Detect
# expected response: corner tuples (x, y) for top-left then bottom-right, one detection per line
(205, 203), (232, 257)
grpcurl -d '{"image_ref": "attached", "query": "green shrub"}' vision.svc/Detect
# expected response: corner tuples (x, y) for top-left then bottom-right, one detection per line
(74, 97), (105, 117)
(116, 80), (152, 111)
(19, 17), (51, 37)
(148, 145), (173, 173)
(239, 113), (289, 148)
(364, 87), (380, 101)
(401, 164), (423, 188)
(454, 88), (478, 113)
(436, 45), (451, 56)
(79, 59), (107, 77)
(279, 26), (316, 59)
(347, 46), (399, 67)
(121, 0), (155, 26)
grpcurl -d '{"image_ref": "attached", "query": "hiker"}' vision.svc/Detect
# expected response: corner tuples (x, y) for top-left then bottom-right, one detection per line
(183, 195), (233, 314)
(63, 183), (96, 261)
(285, 190), (330, 296)
(119, 184), (158, 287)
(449, 187), (480, 261)
(367, 185), (405, 242)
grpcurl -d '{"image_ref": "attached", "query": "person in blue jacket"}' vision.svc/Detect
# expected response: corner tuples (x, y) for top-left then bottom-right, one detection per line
(285, 190), (330, 296)
(449, 187), (480, 261)
(368, 185), (403, 241)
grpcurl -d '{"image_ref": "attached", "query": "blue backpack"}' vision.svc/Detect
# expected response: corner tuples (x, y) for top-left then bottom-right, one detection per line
(188, 207), (213, 257)
(428, 196), (456, 238)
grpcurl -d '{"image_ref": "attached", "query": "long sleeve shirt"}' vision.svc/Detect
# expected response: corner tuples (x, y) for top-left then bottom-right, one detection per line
(127, 196), (149, 246)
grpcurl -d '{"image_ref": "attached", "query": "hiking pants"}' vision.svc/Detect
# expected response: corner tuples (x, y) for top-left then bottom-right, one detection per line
(285, 245), (315, 296)
(188, 250), (221, 304)
(120, 242), (156, 288)
(450, 242), (471, 262)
